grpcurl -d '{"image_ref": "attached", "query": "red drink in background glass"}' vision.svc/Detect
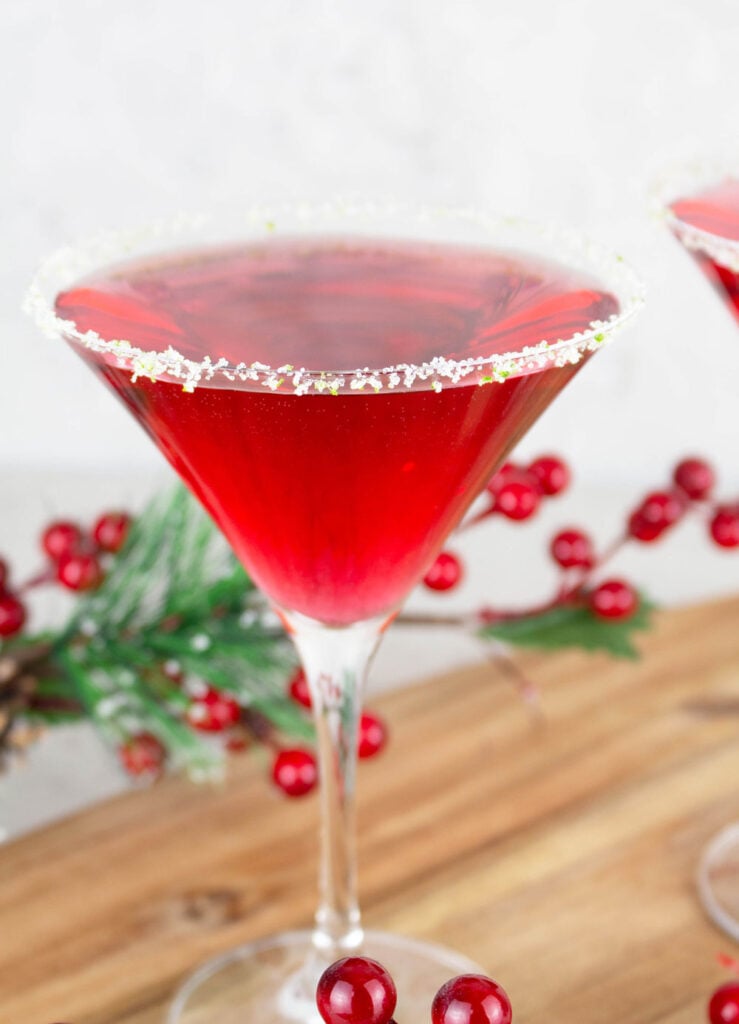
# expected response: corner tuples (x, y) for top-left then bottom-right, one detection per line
(670, 178), (739, 323)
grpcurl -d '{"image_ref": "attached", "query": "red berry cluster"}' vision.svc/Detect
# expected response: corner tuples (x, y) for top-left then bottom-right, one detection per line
(119, 732), (167, 779)
(274, 668), (389, 797)
(487, 454), (569, 522)
(626, 457), (737, 548)
(42, 513), (131, 592)
(121, 681), (242, 781)
(316, 957), (511, 1024)
(423, 454), (569, 594)
(0, 512), (131, 641)
(424, 454), (639, 623)
(1, 503), (390, 796)
(118, 667), (388, 794)
(423, 454), (737, 629)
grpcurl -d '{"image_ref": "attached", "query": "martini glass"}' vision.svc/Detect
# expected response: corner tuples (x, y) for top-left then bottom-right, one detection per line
(658, 164), (739, 941)
(26, 202), (643, 1023)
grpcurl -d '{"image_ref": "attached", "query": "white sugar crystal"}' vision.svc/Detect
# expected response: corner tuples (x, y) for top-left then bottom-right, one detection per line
(24, 202), (645, 397)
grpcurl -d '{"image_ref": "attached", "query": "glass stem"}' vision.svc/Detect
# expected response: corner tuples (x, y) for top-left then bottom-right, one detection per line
(285, 612), (386, 959)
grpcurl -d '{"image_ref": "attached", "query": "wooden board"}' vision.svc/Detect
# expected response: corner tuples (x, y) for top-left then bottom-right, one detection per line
(1, 597), (738, 1023)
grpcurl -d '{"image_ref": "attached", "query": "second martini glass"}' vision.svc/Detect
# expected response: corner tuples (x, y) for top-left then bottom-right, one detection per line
(660, 163), (739, 942)
(27, 202), (643, 1023)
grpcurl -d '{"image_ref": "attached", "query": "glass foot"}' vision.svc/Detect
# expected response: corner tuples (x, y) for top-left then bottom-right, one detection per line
(168, 929), (484, 1024)
(697, 822), (739, 941)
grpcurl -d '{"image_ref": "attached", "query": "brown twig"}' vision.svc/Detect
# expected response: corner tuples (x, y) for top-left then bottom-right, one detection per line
(683, 698), (739, 717)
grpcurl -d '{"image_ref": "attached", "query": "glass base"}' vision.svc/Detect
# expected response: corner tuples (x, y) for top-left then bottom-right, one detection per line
(697, 822), (739, 941)
(168, 929), (484, 1024)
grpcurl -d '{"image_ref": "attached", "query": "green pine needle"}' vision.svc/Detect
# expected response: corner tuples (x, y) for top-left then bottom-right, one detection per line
(479, 595), (655, 660)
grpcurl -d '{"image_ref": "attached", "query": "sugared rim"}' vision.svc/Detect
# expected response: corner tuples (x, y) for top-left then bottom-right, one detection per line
(653, 157), (739, 273)
(24, 200), (645, 394)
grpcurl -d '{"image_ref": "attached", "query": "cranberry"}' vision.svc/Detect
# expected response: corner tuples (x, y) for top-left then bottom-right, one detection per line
(588, 579), (638, 620)
(486, 462), (519, 496)
(93, 511), (131, 553)
(639, 491), (684, 528)
(494, 476), (541, 520)
(186, 687), (241, 732)
(432, 973), (512, 1024)
(288, 667), (312, 708)
(550, 528), (594, 569)
(423, 551), (463, 591)
(316, 956), (397, 1024)
(42, 521), (83, 562)
(56, 552), (104, 591)
(527, 454), (570, 496)
(119, 732), (167, 778)
(0, 595), (26, 637)
(710, 507), (739, 549)
(628, 511), (666, 543)
(358, 712), (387, 759)
(272, 748), (318, 797)
(708, 981), (739, 1024)
(674, 457), (715, 501)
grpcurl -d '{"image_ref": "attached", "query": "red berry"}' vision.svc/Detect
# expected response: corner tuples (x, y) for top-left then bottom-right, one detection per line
(56, 552), (104, 591)
(0, 558), (9, 592)
(674, 457), (715, 501)
(494, 476), (541, 520)
(272, 748), (317, 797)
(432, 974), (512, 1024)
(639, 491), (684, 528)
(627, 511), (665, 543)
(527, 454), (570, 496)
(358, 712), (387, 759)
(550, 528), (594, 569)
(316, 957), (397, 1024)
(486, 462), (519, 496)
(709, 981), (739, 1024)
(186, 687), (241, 732)
(119, 732), (166, 778)
(589, 579), (638, 621)
(423, 551), (463, 592)
(288, 667), (312, 709)
(93, 511), (131, 553)
(0, 595), (26, 637)
(710, 507), (739, 549)
(41, 521), (83, 561)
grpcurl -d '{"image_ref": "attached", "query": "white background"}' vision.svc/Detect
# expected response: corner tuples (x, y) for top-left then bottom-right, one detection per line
(3, 0), (739, 478)
(1, 0), (738, 835)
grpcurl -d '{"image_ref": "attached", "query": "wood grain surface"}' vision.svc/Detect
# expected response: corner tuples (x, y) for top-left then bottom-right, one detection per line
(1, 597), (738, 1024)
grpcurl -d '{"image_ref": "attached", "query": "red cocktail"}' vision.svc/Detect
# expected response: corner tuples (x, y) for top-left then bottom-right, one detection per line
(56, 238), (617, 626)
(28, 204), (643, 1023)
(669, 176), (739, 323)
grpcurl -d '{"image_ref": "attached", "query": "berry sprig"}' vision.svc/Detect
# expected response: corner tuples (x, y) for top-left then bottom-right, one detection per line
(316, 957), (512, 1024)
(0, 492), (389, 794)
(40, 512), (131, 595)
(0, 491), (302, 784)
(414, 453), (736, 662)
(462, 454), (570, 533)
